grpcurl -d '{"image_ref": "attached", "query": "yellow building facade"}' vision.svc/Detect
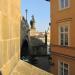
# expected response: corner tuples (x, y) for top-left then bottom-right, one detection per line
(51, 0), (75, 75)
(0, 0), (21, 75)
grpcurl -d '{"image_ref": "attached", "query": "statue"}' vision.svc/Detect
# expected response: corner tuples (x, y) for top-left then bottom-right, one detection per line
(30, 15), (35, 29)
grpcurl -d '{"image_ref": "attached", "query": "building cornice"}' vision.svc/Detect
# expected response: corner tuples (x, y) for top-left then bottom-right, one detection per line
(51, 44), (75, 50)
(51, 51), (75, 60)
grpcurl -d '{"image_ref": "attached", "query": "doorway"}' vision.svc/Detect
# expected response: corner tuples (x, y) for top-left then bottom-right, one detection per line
(20, 39), (29, 59)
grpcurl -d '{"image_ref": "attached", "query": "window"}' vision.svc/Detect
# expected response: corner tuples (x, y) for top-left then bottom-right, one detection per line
(59, 25), (69, 46)
(58, 62), (69, 75)
(59, 0), (69, 9)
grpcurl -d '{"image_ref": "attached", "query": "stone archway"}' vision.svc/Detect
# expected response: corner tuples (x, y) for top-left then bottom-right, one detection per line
(20, 39), (29, 59)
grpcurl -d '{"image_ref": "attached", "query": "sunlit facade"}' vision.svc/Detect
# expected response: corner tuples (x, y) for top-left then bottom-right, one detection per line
(0, 0), (21, 75)
(51, 0), (75, 75)
(0, 0), (53, 75)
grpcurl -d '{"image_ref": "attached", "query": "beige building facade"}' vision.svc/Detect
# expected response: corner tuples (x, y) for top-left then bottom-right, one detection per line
(0, 0), (21, 75)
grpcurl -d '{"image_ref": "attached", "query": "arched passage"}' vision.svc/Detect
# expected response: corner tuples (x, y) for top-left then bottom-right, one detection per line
(20, 39), (29, 59)
(0, 71), (2, 75)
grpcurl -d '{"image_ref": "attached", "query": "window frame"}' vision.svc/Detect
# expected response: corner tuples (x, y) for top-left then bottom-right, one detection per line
(58, 24), (70, 47)
(59, 0), (70, 10)
(58, 61), (70, 75)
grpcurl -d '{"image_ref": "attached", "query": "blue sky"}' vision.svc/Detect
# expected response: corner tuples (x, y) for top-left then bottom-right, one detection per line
(21, 0), (50, 32)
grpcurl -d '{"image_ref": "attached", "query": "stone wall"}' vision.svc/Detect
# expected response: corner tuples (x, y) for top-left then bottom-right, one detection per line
(0, 0), (21, 75)
(11, 60), (53, 75)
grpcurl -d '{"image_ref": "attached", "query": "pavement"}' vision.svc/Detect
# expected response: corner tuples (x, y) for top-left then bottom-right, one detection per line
(10, 60), (53, 75)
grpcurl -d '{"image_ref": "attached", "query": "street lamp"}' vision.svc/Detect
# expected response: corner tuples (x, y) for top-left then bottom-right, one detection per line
(25, 9), (28, 21)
